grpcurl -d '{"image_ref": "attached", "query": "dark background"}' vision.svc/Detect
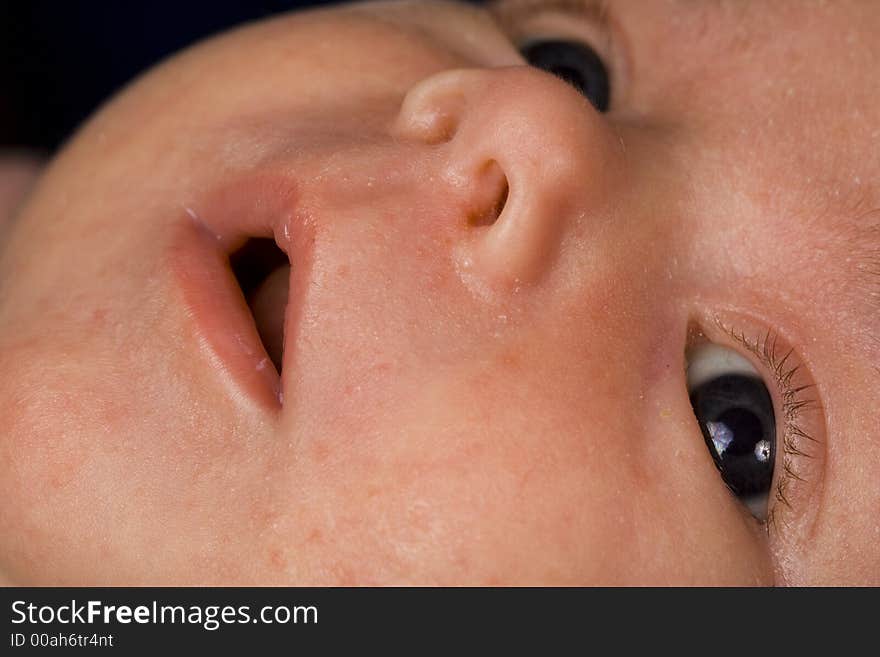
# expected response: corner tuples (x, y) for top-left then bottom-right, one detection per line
(0, 0), (342, 152)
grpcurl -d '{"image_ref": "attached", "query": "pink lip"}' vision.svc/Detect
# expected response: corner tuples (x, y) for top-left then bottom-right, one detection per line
(167, 172), (314, 411)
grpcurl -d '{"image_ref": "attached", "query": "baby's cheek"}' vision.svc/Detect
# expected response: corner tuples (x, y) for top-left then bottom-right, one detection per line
(0, 339), (114, 582)
(282, 447), (771, 585)
(0, 320), (264, 584)
(277, 364), (774, 585)
(0, 154), (44, 231)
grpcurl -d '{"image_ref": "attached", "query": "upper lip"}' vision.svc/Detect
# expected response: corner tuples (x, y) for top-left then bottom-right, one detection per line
(167, 169), (311, 413)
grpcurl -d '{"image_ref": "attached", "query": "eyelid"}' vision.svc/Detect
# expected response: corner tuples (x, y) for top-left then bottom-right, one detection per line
(487, 0), (630, 107)
(488, 0), (612, 30)
(488, 0), (611, 50)
(687, 312), (826, 542)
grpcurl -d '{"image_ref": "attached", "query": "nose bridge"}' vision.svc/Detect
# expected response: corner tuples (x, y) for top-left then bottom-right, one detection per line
(394, 66), (625, 289)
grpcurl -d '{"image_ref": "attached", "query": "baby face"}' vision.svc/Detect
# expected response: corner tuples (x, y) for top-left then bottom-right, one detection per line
(0, 0), (877, 585)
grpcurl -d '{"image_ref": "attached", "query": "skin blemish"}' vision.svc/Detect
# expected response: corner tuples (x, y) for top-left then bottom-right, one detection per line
(268, 547), (286, 571)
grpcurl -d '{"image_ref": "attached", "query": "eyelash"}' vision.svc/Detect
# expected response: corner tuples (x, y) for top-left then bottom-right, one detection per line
(712, 316), (821, 532)
(489, 0), (612, 44)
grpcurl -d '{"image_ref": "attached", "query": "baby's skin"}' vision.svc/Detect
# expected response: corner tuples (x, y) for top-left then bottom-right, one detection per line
(0, 0), (877, 585)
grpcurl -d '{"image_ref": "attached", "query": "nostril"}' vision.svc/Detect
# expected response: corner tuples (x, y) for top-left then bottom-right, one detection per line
(467, 160), (509, 227)
(395, 72), (470, 145)
(416, 110), (460, 145)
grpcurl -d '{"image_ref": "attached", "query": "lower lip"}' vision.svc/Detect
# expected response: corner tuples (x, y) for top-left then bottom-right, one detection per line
(169, 220), (282, 410)
(166, 173), (311, 411)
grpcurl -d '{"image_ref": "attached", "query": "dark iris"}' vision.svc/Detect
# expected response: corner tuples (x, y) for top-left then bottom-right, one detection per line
(519, 39), (611, 112)
(689, 374), (775, 504)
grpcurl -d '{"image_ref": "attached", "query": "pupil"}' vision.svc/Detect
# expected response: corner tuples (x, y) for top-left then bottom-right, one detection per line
(689, 374), (775, 499)
(551, 66), (586, 93)
(519, 40), (610, 112)
(713, 407), (764, 458)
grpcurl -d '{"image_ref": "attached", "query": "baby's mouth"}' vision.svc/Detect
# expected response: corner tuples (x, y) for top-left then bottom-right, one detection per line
(169, 171), (314, 411)
(230, 238), (290, 373)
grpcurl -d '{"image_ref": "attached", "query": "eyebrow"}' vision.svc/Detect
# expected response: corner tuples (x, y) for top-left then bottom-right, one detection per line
(834, 193), (880, 286)
(856, 211), (880, 309)
(863, 230), (880, 372)
(832, 203), (880, 365)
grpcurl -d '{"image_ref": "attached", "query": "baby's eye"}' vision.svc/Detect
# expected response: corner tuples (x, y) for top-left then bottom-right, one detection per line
(519, 39), (611, 112)
(686, 343), (776, 521)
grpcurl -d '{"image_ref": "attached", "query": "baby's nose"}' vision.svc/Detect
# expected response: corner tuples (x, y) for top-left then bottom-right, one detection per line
(393, 66), (625, 289)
